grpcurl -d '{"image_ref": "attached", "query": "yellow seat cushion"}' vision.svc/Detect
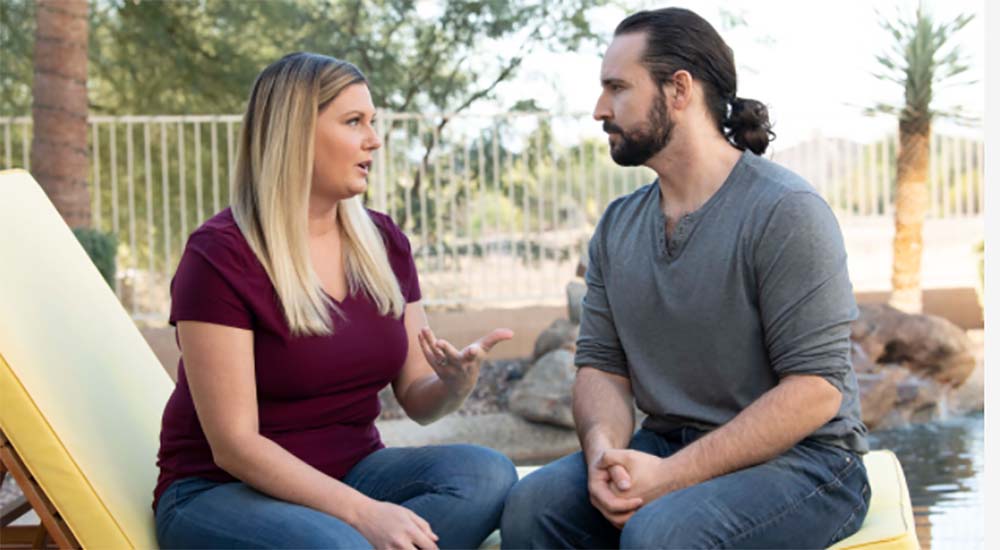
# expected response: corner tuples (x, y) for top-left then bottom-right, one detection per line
(0, 170), (174, 548)
(831, 450), (919, 549)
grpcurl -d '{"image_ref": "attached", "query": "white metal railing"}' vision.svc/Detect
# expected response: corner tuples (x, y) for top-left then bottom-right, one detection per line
(1, 113), (985, 319)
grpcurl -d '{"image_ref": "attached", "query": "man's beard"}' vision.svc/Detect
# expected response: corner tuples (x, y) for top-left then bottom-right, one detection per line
(604, 93), (672, 167)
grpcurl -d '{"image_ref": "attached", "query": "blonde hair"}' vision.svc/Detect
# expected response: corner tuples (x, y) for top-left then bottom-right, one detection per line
(230, 52), (404, 336)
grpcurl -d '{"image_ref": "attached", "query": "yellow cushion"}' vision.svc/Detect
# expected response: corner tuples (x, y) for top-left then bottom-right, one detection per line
(0, 170), (174, 548)
(831, 450), (919, 549)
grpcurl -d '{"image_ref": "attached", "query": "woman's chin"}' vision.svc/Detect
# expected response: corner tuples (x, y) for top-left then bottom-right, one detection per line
(349, 179), (368, 196)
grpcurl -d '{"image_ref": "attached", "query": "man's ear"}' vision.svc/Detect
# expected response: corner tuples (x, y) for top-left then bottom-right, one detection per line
(666, 70), (694, 111)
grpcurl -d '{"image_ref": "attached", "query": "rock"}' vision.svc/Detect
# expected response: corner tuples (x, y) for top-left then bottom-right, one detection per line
(532, 318), (578, 362)
(947, 359), (984, 416)
(850, 341), (877, 374)
(857, 368), (905, 429)
(566, 281), (586, 325)
(851, 303), (976, 387)
(378, 385), (405, 419)
(377, 412), (581, 464)
(509, 349), (577, 429)
(576, 239), (590, 278)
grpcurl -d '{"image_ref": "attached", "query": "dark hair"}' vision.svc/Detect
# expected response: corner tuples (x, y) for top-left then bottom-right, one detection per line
(615, 8), (775, 155)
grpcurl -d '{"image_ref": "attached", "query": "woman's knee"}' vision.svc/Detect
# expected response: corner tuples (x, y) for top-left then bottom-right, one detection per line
(448, 444), (518, 499)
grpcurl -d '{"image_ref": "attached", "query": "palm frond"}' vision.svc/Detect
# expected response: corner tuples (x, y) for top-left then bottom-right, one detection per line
(867, 4), (975, 124)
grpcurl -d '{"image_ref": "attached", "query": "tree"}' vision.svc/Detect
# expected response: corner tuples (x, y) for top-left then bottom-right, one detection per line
(4, 0), (605, 116)
(870, 3), (974, 313)
(31, 0), (91, 228)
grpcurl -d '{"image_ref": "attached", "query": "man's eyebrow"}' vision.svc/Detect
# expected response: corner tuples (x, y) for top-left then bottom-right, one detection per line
(601, 77), (629, 87)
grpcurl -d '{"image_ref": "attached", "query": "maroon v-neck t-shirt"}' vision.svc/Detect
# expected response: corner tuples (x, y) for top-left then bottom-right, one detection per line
(153, 208), (421, 510)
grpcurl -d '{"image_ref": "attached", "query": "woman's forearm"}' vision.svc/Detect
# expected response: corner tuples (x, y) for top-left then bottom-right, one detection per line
(395, 374), (472, 425)
(213, 433), (373, 524)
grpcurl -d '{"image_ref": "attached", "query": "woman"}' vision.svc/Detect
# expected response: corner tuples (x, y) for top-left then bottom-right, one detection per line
(153, 52), (517, 549)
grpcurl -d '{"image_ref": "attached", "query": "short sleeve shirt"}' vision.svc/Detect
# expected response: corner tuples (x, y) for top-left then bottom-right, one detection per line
(153, 208), (420, 510)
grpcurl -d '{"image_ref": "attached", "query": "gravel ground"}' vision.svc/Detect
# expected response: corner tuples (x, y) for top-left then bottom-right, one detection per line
(378, 357), (531, 420)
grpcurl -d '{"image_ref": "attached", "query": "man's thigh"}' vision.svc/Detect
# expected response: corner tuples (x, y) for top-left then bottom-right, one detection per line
(621, 440), (870, 549)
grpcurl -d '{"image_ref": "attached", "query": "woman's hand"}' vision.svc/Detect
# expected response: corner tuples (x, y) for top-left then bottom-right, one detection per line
(418, 327), (514, 396)
(350, 498), (439, 550)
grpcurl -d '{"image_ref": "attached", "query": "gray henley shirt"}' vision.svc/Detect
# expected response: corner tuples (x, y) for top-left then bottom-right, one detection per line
(575, 149), (868, 454)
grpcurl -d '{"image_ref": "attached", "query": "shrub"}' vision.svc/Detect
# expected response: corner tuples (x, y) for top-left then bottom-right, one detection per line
(73, 228), (117, 289)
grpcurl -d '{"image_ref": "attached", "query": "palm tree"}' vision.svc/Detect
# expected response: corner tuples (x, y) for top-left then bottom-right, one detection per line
(871, 3), (974, 313)
(30, 0), (90, 228)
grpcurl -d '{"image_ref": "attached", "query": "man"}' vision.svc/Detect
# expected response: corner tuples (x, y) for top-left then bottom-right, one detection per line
(501, 8), (870, 549)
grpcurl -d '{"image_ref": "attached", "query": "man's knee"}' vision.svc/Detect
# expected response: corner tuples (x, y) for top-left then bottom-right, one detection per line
(500, 457), (588, 546)
(500, 469), (549, 535)
(619, 499), (720, 549)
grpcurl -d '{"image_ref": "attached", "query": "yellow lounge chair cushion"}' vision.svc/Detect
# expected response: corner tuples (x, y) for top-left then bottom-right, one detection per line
(831, 450), (920, 549)
(0, 170), (174, 548)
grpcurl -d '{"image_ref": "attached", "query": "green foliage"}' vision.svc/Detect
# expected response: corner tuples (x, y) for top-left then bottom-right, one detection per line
(73, 227), (117, 288)
(867, 3), (976, 130)
(1, 0), (606, 116)
(0, 0), (34, 115)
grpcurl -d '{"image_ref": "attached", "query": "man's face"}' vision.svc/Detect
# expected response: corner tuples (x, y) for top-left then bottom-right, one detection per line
(593, 32), (673, 167)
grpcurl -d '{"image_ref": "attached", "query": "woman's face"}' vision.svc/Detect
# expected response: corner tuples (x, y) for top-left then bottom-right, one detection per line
(311, 82), (381, 202)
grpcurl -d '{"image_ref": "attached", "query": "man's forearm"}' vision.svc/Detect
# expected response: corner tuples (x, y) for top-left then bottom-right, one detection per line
(654, 374), (843, 492)
(573, 367), (635, 464)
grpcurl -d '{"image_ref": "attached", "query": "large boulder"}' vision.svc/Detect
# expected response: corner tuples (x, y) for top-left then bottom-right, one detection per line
(566, 280), (586, 325)
(532, 318), (578, 362)
(509, 349), (577, 429)
(851, 304), (976, 387)
(851, 312), (982, 430)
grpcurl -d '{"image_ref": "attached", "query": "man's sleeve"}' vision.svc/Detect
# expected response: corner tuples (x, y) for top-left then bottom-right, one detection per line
(574, 217), (629, 377)
(754, 191), (858, 393)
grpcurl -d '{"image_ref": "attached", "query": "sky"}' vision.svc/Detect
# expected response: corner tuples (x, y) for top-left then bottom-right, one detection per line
(485, 0), (985, 149)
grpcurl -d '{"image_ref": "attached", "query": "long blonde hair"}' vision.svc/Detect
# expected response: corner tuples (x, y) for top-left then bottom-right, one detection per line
(230, 52), (404, 336)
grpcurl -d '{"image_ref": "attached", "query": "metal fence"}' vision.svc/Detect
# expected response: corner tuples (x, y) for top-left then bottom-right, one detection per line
(1, 113), (985, 319)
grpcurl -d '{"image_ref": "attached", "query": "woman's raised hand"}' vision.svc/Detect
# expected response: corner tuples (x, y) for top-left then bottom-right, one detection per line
(418, 327), (514, 395)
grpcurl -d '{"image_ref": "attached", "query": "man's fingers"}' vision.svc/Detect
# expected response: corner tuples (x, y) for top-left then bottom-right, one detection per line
(610, 509), (636, 530)
(590, 482), (642, 513)
(591, 495), (639, 530)
(609, 464), (631, 491)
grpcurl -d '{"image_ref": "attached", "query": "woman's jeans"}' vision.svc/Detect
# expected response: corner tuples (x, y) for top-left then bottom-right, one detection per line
(501, 428), (870, 549)
(156, 444), (517, 549)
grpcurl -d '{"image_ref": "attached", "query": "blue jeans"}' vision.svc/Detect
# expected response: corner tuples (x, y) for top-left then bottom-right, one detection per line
(156, 444), (517, 549)
(501, 428), (870, 549)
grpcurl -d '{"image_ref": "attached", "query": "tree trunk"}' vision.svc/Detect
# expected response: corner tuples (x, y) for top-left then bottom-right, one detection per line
(889, 123), (930, 313)
(30, 0), (90, 228)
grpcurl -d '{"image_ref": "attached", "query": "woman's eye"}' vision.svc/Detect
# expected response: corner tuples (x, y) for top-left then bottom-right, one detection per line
(348, 118), (361, 126)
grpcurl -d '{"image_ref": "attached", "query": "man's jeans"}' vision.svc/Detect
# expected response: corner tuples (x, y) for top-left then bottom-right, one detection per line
(155, 444), (517, 549)
(501, 428), (870, 549)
